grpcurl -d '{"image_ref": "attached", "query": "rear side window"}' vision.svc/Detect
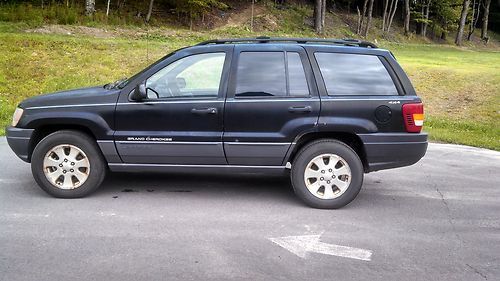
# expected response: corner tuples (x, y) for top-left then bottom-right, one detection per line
(287, 52), (309, 97)
(314, 53), (398, 96)
(235, 52), (310, 97)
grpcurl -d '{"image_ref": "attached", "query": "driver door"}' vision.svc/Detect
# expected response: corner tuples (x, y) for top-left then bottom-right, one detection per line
(114, 46), (232, 164)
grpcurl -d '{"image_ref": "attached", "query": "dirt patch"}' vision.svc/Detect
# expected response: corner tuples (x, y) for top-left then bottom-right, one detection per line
(225, 4), (266, 27)
(26, 25), (118, 38)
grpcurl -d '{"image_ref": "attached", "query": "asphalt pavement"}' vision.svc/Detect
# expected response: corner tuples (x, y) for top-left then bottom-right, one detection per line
(1, 137), (499, 281)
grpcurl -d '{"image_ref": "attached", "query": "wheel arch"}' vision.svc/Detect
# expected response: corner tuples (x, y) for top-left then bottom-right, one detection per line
(285, 132), (369, 172)
(28, 124), (99, 162)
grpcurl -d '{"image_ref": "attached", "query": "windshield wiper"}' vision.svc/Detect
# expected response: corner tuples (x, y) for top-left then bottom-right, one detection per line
(104, 78), (128, 90)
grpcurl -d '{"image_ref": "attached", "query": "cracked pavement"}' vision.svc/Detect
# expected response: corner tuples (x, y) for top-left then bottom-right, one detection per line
(0, 138), (499, 281)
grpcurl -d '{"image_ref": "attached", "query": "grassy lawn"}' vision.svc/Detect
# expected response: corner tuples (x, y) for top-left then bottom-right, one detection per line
(387, 43), (500, 150)
(0, 22), (499, 150)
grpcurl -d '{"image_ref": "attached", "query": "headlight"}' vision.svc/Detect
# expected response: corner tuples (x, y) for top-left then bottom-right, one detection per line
(11, 108), (24, 127)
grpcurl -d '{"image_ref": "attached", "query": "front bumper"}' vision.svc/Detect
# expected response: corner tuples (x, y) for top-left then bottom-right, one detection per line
(6, 126), (34, 163)
(359, 133), (428, 172)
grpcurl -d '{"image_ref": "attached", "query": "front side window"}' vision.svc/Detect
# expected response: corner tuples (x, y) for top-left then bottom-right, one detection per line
(315, 53), (399, 96)
(146, 52), (225, 99)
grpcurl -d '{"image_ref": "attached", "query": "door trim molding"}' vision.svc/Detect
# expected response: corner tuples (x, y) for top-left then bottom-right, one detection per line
(108, 163), (286, 173)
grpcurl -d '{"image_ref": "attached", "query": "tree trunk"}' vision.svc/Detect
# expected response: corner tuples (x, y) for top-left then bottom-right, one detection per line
(358, 0), (369, 35)
(106, 0), (111, 17)
(382, 0), (389, 31)
(467, 0), (477, 40)
(441, 31), (447, 40)
(321, 0), (326, 33)
(363, 0), (374, 37)
(146, 0), (154, 22)
(422, 0), (431, 37)
(455, 0), (470, 46)
(250, 0), (255, 32)
(387, 0), (398, 32)
(85, 0), (95, 16)
(481, 0), (491, 40)
(467, 0), (481, 41)
(356, 6), (362, 34)
(404, 0), (410, 35)
(314, 0), (322, 33)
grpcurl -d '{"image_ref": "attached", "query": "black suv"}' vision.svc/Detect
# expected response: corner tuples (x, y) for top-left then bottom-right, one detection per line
(6, 37), (427, 208)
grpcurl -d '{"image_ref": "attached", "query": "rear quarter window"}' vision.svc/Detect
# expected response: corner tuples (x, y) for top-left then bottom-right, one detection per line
(314, 52), (399, 96)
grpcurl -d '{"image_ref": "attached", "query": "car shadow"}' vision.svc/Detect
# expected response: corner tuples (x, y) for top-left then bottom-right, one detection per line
(95, 170), (298, 203)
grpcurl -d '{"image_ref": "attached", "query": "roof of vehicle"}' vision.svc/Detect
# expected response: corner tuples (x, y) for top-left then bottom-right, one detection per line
(196, 36), (378, 48)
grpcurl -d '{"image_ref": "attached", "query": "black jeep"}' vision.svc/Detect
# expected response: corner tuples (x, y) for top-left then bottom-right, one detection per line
(6, 37), (427, 208)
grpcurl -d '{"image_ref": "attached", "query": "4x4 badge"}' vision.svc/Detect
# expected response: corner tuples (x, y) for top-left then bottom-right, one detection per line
(388, 101), (400, 104)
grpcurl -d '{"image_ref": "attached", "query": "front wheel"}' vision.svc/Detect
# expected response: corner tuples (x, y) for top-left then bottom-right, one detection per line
(31, 130), (106, 198)
(291, 139), (364, 209)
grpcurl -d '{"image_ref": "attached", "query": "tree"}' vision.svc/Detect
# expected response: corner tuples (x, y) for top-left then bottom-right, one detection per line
(414, 0), (432, 36)
(363, 0), (374, 37)
(481, 0), (491, 40)
(404, 0), (411, 35)
(174, 0), (228, 30)
(106, 0), (111, 17)
(382, 0), (389, 32)
(146, 0), (154, 22)
(321, 0), (326, 32)
(467, 0), (481, 40)
(250, 0), (255, 31)
(432, 0), (462, 41)
(313, 0), (327, 34)
(85, 0), (95, 16)
(455, 0), (470, 45)
(314, 0), (323, 33)
(357, 0), (369, 35)
(386, 0), (398, 32)
(422, 0), (431, 37)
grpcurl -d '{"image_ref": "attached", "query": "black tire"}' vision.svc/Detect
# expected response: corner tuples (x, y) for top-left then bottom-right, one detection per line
(31, 130), (107, 198)
(291, 139), (364, 209)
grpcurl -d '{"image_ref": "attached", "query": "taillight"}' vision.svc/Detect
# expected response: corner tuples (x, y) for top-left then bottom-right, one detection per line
(402, 103), (424, 133)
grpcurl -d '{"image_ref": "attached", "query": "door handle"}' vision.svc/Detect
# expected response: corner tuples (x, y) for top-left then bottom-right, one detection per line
(288, 106), (312, 113)
(191, 107), (218, 115)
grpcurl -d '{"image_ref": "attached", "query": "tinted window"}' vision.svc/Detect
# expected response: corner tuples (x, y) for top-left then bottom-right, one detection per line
(146, 52), (225, 99)
(315, 53), (398, 96)
(236, 52), (287, 97)
(287, 52), (310, 96)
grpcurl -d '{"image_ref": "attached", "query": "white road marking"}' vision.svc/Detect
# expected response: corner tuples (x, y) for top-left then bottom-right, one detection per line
(0, 179), (32, 184)
(2, 213), (50, 219)
(269, 234), (372, 261)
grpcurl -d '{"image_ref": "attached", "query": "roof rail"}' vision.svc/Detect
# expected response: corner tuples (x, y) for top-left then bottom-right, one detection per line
(196, 36), (378, 48)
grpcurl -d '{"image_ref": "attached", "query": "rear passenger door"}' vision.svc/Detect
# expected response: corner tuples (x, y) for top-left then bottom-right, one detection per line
(223, 44), (320, 166)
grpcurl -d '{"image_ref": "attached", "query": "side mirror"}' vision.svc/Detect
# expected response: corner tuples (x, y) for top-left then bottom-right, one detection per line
(130, 82), (147, 101)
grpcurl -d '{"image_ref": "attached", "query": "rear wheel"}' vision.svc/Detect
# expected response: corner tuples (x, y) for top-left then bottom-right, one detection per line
(291, 139), (364, 209)
(31, 130), (106, 198)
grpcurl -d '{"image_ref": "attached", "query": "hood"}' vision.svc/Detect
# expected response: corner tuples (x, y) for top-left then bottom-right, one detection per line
(19, 86), (121, 109)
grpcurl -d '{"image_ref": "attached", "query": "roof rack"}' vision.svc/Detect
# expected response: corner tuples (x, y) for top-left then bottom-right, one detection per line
(196, 36), (378, 48)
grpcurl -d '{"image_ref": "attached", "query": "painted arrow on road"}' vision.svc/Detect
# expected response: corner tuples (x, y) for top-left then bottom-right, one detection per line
(269, 234), (372, 261)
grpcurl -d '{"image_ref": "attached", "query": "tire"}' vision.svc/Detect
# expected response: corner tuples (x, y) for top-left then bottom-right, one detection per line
(31, 130), (107, 198)
(291, 139), (364, 209)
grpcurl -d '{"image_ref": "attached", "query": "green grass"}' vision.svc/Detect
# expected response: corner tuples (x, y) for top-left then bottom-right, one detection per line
(0, 22), (499, 150)
(386, 43), (500, 150)
(0, 3), (149, 27)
